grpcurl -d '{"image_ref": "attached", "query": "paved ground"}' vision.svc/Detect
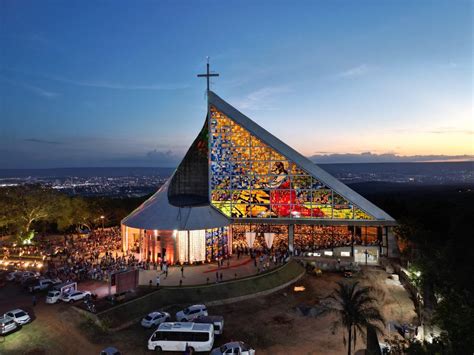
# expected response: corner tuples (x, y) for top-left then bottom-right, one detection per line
(0, 265), (417, 355)
(140, 255), (279, 286)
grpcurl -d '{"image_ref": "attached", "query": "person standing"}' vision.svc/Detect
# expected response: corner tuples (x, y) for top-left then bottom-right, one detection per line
(181, 265), (184, 278)
(156, 275), (160, 287)
(32, 295), (37, 307)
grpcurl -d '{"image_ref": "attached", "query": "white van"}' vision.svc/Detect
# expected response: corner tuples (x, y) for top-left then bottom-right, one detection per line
(147, 322), (214, 352)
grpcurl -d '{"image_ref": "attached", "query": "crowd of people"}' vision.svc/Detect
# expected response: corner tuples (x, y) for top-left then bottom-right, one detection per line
(294, 231), (381, 255)
(0, 228), (137, 283)
(45, 228), (137, 282)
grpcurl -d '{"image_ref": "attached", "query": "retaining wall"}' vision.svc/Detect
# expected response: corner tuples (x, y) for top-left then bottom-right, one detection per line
(96, 260), (304, 330)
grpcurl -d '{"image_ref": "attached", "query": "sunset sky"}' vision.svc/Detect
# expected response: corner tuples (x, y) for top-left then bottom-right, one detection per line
(0, 0), (472, 168)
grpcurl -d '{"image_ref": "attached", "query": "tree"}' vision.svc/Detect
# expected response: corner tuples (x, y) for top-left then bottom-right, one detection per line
(55, 196), (94, 232)
(0, 185), (61, 236)
(329, 281), (385, 355)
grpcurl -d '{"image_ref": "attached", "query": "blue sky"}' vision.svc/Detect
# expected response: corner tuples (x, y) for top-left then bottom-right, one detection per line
(0, 0), (472, 168)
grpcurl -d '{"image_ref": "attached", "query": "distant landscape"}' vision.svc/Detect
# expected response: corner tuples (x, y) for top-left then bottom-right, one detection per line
(0, 161), (472, 197)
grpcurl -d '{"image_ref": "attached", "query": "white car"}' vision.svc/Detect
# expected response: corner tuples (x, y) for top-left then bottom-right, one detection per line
(19, 271), (40, 282)
(175, 304), (208, 322)
(140, 311), (170, 328)
(61, 290), (91, 303)
(4, 309), (31, 325)
(6, 271), (22, 281)
(46, 290), (61, 304)
(0, 315), (19, 335)
(211, 341), (256, 355)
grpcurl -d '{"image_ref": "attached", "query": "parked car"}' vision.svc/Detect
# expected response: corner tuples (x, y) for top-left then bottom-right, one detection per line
(6, 271), (22, 281)
(194, 315), (224, 335)
(29, 278), (60, 293)
(61, 290), (91, 303)
(46, 290), (61, 304)
(141, 311), (171, 328)
(175, 304), (208, 322)
(19, 271), (40, 283)
(0, 315), (19, 335)
(100, 347), (121, 355)
(211, 341), (256, 355)
(4, 309), (31, 325)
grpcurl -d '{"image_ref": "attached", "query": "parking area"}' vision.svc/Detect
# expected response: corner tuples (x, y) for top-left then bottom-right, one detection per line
(0, 266), (417, 355)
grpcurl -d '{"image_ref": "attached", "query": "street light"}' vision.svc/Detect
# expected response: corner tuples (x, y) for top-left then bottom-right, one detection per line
(100, 215), (105, 229)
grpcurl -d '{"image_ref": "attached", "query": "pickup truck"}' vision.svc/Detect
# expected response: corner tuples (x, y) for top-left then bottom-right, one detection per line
(29, 278), (60, 293)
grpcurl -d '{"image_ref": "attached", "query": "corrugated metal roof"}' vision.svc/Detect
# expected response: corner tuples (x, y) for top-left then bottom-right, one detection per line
(122, 177), (230, 230)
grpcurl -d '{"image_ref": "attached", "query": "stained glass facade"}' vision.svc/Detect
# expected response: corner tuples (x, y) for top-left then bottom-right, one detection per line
(209, 106), (375, 220)
(205, 227), (230, 261)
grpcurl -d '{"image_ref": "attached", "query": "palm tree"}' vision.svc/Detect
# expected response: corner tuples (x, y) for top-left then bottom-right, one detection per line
(329, 281), (385, 355)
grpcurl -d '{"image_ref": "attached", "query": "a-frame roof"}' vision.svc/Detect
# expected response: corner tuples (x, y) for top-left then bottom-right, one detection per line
(208, 91), (395, 223)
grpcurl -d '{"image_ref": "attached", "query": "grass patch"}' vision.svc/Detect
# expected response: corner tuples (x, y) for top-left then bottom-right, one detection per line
(98, 260), (303, 329)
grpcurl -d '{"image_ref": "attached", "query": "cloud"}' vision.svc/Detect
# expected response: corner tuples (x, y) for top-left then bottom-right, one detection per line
(46, 75), (190, 91)
(232, 86), (291, 110)
(390, 127), (474, 135)
(427, 129), (474, 135)
(1, 78), (60, 98)
(309, 152), (474, 164)
(336, 64), (372, 78)
(145, 149), (182, 165)
(24, 138), (63, 145)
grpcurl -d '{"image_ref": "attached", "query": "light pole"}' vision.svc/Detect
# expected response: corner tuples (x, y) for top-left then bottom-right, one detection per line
(100, 215), (105, 229)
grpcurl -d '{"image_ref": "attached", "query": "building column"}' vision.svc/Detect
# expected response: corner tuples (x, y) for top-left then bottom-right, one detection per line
(153, 230), (157, 263)
(187, 230), (191, 263)
(125, 226), (129, 255)
(387, 227), (399, 258)
(288, 224), (294, 255)
(141, 229), (146, 262)
(228, 226), (233, 256)
(351, 227), (355, 256)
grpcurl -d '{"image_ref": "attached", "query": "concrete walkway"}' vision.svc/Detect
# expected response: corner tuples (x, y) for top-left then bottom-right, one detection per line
(139, 255), (280, 286)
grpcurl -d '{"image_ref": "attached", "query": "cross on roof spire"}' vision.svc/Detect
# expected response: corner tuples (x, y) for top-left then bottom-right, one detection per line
(197, 57), (219, 92)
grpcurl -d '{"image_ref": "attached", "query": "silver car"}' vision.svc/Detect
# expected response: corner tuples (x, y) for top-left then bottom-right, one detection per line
(61, 290), (91, 303)
(211, 341), (256, 355)
(0, 315), (19, 335)
(175, 304), (208, 322)
(140, 311), (170, 328)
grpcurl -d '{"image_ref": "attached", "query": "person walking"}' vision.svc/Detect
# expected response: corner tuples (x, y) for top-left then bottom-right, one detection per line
(181, 265), (184, 278)
(156, 275), (161, 287)
(220, 272), (223, 282)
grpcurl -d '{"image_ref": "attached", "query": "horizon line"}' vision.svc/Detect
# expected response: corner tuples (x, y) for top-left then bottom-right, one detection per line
(0, 160), (473, 170)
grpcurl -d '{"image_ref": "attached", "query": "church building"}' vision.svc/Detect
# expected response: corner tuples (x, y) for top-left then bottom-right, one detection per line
(121, 83), (396, 265)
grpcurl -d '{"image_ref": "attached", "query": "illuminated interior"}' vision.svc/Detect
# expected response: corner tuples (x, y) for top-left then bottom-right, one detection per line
(176, 227), (230, 263)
